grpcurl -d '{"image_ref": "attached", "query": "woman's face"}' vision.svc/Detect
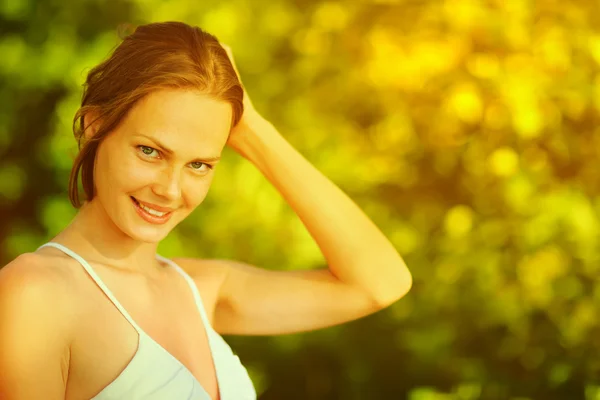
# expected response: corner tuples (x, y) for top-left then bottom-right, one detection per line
(91, 88), (232, 243)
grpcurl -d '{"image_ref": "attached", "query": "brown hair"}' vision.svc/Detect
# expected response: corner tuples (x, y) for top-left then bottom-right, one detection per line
(68, 21), (244, 208)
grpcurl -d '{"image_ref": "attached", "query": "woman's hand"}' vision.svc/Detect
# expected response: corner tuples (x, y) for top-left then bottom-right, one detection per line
(220, 43), (256, 115)
(220, 43), (270, 154)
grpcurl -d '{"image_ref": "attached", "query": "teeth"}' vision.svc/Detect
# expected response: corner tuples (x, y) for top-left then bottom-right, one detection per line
(136, 200), (168, 217)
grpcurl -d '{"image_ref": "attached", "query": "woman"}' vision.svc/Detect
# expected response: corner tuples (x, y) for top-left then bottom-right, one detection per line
(0, 21), (412, 400)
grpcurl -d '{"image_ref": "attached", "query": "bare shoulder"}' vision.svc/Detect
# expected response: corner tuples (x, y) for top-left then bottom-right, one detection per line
(170, 256), (229, 282)
(2, 249), (77, 278)
(0, 253), (77, 398)
(169, 257), (230, 320)
(0, 251), (80, 321)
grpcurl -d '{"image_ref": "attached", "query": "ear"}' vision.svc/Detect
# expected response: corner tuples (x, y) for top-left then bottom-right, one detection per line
(82, 110), (102, 141)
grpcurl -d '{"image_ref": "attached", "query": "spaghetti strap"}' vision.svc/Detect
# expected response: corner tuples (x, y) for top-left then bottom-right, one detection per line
(156, 255), (214, 330)
(37, 242), (146, 335)
(36, 242), (257, 399)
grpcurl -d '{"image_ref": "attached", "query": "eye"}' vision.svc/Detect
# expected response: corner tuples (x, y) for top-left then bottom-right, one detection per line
(190, 161), (213, 172)
(137, 145), (213, 173)
(138, 145), (159, 158)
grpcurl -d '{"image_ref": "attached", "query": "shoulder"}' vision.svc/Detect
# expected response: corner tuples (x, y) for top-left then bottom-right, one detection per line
(2, 250), (79, 286)
(0, 251), (80, 327)
(168, 257), (232, 317)
(170, 256), (229, 281)
(0, 253), (76, 397)
(170, 257), (250, 294)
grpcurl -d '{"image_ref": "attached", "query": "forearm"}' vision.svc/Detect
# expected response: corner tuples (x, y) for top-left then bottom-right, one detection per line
(232, 116), (412, 306)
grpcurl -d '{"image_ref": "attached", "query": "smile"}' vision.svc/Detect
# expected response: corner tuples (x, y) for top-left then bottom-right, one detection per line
(131, 196), (173, 224)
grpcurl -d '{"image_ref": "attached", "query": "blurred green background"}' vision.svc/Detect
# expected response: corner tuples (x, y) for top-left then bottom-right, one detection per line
(1, 0), (599, 399)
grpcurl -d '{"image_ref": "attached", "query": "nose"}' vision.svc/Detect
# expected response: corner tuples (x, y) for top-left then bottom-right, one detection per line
(152, 166), (182, 202)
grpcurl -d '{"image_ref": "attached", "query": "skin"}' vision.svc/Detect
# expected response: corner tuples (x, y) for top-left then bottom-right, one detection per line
(0, 88), (233, 400)
(0, 46), (413, 400)
(54, 88), (232, 277)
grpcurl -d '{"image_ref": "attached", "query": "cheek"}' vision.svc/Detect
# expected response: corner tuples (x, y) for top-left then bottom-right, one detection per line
(113, 157), (145, 186)
(122, 162), (156, 184)
(179, 172), (216, 210)
(96, 149), (148, 192)
(185, 178), (213, 206)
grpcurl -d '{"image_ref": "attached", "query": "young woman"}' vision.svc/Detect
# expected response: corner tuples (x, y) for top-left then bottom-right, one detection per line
(0, 21), (412, 400)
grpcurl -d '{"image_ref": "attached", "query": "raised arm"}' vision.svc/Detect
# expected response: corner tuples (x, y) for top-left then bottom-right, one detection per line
(174, 117), (412, 336)
(0, 255), (74, 400)
(174, 45), (413, 336)
(200, 116), (412, 336)
(229, 116), (413, 308)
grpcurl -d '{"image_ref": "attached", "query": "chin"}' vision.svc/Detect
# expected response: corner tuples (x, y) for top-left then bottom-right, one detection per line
(128, 226), (172, 243)
(122, 210), (176, 243)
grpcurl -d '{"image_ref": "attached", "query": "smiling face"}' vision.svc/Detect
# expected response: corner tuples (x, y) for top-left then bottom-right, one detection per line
(90, 88), (232, 243)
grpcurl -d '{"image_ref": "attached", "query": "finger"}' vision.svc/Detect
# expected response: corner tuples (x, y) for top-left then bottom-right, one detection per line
(220, 43), (241, 78)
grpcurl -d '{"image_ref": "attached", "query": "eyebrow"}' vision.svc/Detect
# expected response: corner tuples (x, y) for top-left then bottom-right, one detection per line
(134, 134), (221, 162)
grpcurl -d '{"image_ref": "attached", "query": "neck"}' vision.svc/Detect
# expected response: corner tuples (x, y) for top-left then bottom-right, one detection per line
(50, 198), (165, 275)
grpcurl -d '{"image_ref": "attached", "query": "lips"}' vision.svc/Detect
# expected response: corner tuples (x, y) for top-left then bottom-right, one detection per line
(131, 197), (174, 213)
(130, 196), (173, 224)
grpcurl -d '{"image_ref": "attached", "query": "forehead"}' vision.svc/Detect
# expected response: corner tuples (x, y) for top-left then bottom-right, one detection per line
(122, 88), (232, 149)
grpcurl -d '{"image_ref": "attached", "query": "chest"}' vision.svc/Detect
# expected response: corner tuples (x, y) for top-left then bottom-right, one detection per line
(64, 265), (221, 400)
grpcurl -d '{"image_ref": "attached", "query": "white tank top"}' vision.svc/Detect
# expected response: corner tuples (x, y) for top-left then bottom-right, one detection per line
(37, 242), (257, 400)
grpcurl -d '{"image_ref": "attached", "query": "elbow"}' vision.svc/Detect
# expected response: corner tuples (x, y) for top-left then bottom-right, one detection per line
(371, 268), (413, 309)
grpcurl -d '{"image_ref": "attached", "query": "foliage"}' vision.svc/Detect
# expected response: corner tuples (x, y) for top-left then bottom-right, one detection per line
(1, 0), (599, 398)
